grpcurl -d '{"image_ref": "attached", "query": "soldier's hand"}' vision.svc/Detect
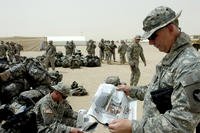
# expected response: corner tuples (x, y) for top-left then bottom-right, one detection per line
(117, 84), (131, 96)
(0, 70), (11, 81)
(144, 62), (146, 66)
(108, 119), (132, 133)
(70, 127), (84, 133)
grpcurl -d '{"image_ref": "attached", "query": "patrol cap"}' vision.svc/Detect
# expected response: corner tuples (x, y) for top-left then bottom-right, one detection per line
(51, 82), (70, 97)
(105, 76), (120, 86)
(49, 40), (53, 44)
(135, 35), (141, 40)
(142, 6), (182, 39)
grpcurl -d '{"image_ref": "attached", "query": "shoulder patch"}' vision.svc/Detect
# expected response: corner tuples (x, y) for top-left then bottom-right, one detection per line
(181, 71), (200, 113)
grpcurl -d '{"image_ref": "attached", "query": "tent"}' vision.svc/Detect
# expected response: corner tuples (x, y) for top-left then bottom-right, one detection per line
(0, 36), (47, 51)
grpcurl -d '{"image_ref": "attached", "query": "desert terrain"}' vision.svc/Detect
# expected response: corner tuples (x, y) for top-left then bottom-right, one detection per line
(21, 43), (165, 133)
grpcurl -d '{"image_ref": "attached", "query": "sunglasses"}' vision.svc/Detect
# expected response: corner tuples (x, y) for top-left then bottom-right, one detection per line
(148, 32), (158, 40)
(62, 95), (68, 99)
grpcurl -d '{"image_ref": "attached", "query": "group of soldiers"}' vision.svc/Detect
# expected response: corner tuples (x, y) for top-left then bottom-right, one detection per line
(98, 39), (117, 64)
(0, 41), (23, 64)
(92, 36), (146, 86)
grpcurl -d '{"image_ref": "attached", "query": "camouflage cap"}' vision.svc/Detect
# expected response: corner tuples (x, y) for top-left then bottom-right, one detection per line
(105, 76), (120, 86)
(52, 82), (70, 97)
(135, 35), (141, 40)
(49, 40), (53, 44)
(142, 6), (182, 39)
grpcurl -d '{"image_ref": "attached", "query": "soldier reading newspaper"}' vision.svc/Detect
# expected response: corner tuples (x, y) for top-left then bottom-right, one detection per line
(77, 83), (137, 132)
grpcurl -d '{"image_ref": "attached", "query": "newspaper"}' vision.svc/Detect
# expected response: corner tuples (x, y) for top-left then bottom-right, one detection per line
(76, 83), (137, 132)
(88, 83), (137, 125)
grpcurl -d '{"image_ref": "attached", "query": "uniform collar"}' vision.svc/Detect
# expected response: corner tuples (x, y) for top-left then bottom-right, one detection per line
(162, 32), (192, 66)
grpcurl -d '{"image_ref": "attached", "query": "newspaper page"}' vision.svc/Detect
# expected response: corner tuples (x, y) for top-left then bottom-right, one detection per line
(87, 83), (137, 125)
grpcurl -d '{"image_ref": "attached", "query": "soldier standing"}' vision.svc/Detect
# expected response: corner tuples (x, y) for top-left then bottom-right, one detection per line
(118, 40), (128, 64)
(127, 35), (146, 86)
(34, 82), (83, 133)
(104, 40), (112, 64)
(109, 6), (200, 133)
(0, 41), (8, 64)
(70, 40), (76, 55)
(98, 38), (105, 62)
(44, 40), (56, 71)
(64, 41), (73, 57)
(86, 40), (96, 56)
(110, 40), (117, 62)
(15, 43), (23, 56)
(7, 42), (17, 64)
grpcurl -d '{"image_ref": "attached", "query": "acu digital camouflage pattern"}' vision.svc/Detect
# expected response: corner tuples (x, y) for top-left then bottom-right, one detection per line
(118, 40), (128, 64)
(127, 39), (146, 86)
(86, 40), (96, 56)
(98, 39), (105, 62)
(130, 32), (200, 133)
(34, 93), (78, 133)
(44, 41), (56, 71)
(142, 6), (181, 39)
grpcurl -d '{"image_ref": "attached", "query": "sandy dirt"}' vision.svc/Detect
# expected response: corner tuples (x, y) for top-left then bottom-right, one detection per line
(21, 43), (165, 133)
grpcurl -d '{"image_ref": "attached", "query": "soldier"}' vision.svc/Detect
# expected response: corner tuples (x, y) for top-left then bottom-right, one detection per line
(44, 40), (56, 71)
(15, 43), (23, 56)
(109, 6), (200, 133)
(86, 39), (96, 56)
(64, 41), (73, 57)
(98, 38), (105, 62)
(0, 41), (8, 64)
(118, 40), (128, 64)
(110, 40), (117, 62)
(127, 35), (146, 86)
(34, 82), (83, 133)
(7, 42), (17, 64)
(104, 40), (112, 64)
(65, 41), (76, 57)
(70, 40), (76, 55)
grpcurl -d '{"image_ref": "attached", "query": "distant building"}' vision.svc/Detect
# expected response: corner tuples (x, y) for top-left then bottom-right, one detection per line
(47, 36), (86, 46)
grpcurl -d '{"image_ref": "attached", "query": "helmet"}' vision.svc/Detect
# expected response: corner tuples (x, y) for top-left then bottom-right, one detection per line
(142, 6), (181, 39)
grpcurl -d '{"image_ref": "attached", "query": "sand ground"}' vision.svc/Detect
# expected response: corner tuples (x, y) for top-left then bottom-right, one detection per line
(21, 43), (165, 133)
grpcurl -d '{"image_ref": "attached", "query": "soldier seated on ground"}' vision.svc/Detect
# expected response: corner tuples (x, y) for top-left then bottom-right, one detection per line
(34, 82), (83, 133)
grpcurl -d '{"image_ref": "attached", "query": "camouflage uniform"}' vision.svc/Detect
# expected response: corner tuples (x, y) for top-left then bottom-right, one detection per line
(64, 41), (72, 57)
(86, 40), (96, 56)
(44, 41), (56, 71)
(34, 83), (78, 133)
(0, 41), (8, 64)
(15, 43), (23, 56)
(118, 40), (128, 64)
(98, 39), (105, 61)
(110, 41), (117, 62)
(104, 41), (112, 64)
(7, 42), (17, 64)
(129, 6), (200, 133)
(127, 36), (146, 86)
(64, 41), (75, 57)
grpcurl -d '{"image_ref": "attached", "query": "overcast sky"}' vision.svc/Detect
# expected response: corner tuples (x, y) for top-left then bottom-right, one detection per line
(0, 0), (199, 40)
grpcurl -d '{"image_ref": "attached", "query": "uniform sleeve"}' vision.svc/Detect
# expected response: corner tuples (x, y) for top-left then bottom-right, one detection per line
(129, 85), (148, 101)
(140, 48), (146, 65)
(63, 101), (78, 119)
(49, 122), (71, 133)
(40, 103), (55, 125)
(131, 66), (200, 133)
